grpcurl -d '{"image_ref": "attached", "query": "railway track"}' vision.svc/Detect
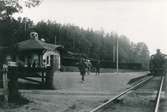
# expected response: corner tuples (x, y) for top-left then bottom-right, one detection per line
(153, 76), (164, 112)
(89, 75), (165, 112)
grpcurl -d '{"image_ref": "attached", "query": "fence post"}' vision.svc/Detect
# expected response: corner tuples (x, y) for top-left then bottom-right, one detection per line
(2, 64), (8, 103)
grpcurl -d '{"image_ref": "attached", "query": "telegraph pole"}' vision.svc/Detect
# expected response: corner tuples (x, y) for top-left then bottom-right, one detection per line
(113, 45), (116, 63)
(55, 35), (57, 44)
(116, 37), (119, 73)
(24, 21), (27, 38)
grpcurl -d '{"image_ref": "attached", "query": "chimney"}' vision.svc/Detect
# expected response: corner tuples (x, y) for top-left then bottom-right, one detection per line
(30, 32), (39, 40)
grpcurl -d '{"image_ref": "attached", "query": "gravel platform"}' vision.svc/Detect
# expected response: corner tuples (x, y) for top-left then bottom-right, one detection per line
(0, 72), (147, 112)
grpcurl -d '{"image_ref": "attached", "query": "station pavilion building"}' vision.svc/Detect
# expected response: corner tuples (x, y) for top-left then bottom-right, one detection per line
(9, 33), (63, 70)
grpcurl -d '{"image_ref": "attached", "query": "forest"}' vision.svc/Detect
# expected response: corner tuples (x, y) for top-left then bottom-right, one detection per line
(0, 0), (150, 69)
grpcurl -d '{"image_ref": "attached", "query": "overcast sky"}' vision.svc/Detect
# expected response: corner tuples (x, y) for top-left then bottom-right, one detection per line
(15, 0), (167, 54)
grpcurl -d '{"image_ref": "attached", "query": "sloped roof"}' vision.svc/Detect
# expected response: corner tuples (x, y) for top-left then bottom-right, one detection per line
(16, 38), (62, 51)
(0, 46), (7, 50)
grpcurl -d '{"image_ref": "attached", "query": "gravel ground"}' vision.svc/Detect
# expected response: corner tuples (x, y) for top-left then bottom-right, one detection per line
(96, 76), (161, 112)
(101, 93), (155, 112)
(53, 72), (147, 92)
(0, 72), (147, 112)
(0, 94), (111, 112)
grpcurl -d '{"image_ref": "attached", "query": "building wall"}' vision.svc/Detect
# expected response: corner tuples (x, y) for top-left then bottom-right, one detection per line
(43, 50), (61, 69)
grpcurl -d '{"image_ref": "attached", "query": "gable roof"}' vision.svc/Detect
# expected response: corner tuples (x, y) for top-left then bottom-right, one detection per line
(16, 38), (62, 51)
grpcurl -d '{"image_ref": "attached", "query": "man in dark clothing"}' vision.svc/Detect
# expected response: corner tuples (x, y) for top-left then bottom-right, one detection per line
(85, 59), (92, 75)
(78, 58), (86, 81)
(95, 60), (101, 76)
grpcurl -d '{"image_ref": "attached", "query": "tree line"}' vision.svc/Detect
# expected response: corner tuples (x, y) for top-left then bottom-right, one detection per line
(0, 0), (150, 69)
(0, 17), (150, 69)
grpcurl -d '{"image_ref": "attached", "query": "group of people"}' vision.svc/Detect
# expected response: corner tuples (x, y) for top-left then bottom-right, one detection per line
(77, 58), (101, 82)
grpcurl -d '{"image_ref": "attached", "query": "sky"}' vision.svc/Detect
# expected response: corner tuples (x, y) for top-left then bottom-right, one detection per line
(15, 0), (167, 54)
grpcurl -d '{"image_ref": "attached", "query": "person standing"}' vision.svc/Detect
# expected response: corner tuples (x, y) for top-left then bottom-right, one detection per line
(78, 58), (86, 82)
(85, 59), (92, 75)
(95, 60), (101, 76)
(87, 60), (92, 75)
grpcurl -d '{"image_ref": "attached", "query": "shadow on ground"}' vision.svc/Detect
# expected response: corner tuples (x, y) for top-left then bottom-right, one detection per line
(18, 82), (49, 90)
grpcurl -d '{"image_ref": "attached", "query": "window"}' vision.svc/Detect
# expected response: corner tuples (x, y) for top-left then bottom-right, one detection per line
(47, 56), (49, 64)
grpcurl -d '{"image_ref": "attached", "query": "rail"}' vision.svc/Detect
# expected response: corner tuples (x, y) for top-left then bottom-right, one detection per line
(153, 75), (165, 112)
(89, 75), (153, 112)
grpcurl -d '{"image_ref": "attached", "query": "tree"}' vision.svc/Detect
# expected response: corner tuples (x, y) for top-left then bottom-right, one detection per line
(0, 0), (42, 46)
(133, 42), (150, 69)
(118, 35), (131, 63)
(0, 0), (42, 19)
(0, 0), (42, 103)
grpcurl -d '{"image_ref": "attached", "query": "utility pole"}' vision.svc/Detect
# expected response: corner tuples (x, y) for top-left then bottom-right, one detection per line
(24, 21), (27, 38)
(73, 38), (75, 51)
(113, 45), (116, 63)
(55, 35), (57, 44)
(116, 37), (119, 73)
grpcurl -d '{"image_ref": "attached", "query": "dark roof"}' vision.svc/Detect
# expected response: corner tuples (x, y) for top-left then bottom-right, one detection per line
(67, 51), (86, 57)
(16, 38), (62, 51)
(0, 46), (7, 50)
